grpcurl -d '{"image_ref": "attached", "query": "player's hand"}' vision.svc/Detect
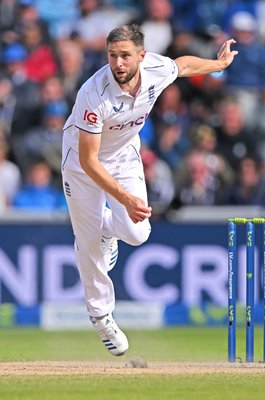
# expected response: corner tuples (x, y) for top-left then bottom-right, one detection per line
(125, 195), (152, 223)
(217, 38), (238, 68)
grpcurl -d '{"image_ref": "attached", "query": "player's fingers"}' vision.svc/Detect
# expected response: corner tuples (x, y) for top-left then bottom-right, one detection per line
(134, 211), (151, 221)
(225, 39), (237, 53)
(136, 205), (152, 213)
(227, 38), (236, 45)
(217, 42), (226, 58)
(130, 214), (144, 224)
(138, 208), (152, 216)
(218, 39), (237, 58)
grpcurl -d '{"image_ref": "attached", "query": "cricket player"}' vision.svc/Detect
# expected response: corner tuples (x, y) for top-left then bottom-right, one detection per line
(61, 24), (238, 356)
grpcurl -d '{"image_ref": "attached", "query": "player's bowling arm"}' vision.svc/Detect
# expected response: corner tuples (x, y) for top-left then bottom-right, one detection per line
(79, 129), (128, 201)
(78, 129), (151, 222)
(175, 38), (238, 77)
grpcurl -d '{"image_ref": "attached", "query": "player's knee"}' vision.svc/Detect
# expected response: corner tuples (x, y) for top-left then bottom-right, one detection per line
(124, 223), (151, 246)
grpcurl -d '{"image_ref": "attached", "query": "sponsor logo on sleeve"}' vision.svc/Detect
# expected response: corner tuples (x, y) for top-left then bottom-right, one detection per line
(83, 110), (98, 124)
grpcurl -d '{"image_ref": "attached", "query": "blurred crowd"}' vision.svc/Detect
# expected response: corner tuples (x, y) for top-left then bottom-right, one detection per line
(1, 0), (265, 218)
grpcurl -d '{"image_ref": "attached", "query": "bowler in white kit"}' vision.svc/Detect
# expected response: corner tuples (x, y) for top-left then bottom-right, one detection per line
(61, 24), (238, 356)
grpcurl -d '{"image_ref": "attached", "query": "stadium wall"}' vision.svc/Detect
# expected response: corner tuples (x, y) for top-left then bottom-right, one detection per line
(0, 209), (264, 328)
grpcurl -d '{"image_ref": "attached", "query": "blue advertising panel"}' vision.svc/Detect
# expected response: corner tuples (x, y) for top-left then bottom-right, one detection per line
(0, 220), (264, 325)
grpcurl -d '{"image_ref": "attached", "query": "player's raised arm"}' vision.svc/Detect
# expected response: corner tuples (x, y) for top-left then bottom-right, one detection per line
(176, 38), (238, 77)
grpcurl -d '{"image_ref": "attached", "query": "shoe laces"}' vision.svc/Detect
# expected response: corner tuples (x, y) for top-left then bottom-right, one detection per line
(99, 324), (117, 339)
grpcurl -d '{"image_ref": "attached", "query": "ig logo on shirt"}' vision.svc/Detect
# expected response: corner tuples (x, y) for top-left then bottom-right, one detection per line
(83, 110), (98, 124)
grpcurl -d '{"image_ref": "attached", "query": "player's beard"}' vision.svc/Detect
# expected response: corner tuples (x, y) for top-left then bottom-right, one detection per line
(112, 66), (138, 85)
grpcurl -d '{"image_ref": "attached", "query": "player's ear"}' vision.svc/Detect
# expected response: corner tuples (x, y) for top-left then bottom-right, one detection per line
(139, 49), (146, 61)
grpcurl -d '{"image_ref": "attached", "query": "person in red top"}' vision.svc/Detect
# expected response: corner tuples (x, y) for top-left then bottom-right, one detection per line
(23, 22), (58, 83)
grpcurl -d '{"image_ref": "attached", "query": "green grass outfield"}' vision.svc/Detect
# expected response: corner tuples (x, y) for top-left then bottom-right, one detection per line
(0, 327), (264, 400)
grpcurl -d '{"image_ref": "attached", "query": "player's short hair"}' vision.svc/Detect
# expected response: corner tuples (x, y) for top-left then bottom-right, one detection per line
(106, 24), (144, 49)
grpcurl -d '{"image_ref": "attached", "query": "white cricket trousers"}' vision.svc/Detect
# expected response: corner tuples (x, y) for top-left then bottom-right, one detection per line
(61, 140), (151, 317)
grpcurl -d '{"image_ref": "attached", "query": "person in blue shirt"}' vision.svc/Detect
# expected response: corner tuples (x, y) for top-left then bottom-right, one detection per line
(12, 158), (67, 211)
(224, 11), (265, 128)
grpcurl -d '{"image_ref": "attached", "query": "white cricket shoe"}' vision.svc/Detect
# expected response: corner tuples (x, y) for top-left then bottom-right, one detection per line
(90, 314), (129, 356)
(101, 235), (118, 271)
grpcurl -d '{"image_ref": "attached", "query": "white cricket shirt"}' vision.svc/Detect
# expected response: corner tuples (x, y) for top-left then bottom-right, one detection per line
(63, 52), (179, 163)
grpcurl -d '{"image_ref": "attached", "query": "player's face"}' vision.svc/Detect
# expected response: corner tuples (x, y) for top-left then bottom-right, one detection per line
(107, 40), (146, 85)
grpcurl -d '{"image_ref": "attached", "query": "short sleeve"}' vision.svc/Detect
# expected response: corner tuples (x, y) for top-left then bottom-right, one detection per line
(73, 84), (103, 134)
(162, 56), (179, 89)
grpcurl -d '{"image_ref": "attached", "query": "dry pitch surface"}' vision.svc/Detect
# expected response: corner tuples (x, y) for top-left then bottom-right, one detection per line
(0, 360), (265, 376)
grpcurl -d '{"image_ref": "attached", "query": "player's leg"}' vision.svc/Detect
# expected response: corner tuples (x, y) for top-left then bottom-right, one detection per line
(62, 167), (114, 316)
(61, 148), (128, 355)
(104, 143), (151, 247)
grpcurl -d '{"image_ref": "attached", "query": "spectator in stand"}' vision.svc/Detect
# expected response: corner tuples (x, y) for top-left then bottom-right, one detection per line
(32, 0), (78, 39)
(171, 0), (199, 32)
(151, 85), (191, 170)
(165, 30), (219, 106)
(0, 75), (15, 138)
(152, 122), (190, 171)
(22, 21), (58, 83)
(2, 42), (41, 136)
(189, 123), (235, 188)
(41, 100), (68, 181)
(139, 118), (156, 149)
(12, 158), (67, 211)
(221, 0), (258, 33)
(131, 0), (174, 54)
(256, 0), (265, 41)
(69, 0), (113, 75)
(190, 70), (227, 122)
(152, 83), (191, 136)
(194, 0), (229, 36)
(56, 40), (87, 109)
(40, 75), (66, 106)
(102, 0), (140, 9)
(224, 156), (265, 206)
(15, 0), (51, 45)
(0, 129), (21, 209)
(215, 98), (258, 171)
(0, 0), (16, 29)
(11, 100), (67, 180)
(101, 0), (139, 28)
(166, 28), (216, 61)
(40, 74), (71, 117)
(172, 0), (229, 36)
(0, 0), (17, 46)
(224, 11), (265, 128)
(140, 147), (175, 219)
(173, 149), (224, 206)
